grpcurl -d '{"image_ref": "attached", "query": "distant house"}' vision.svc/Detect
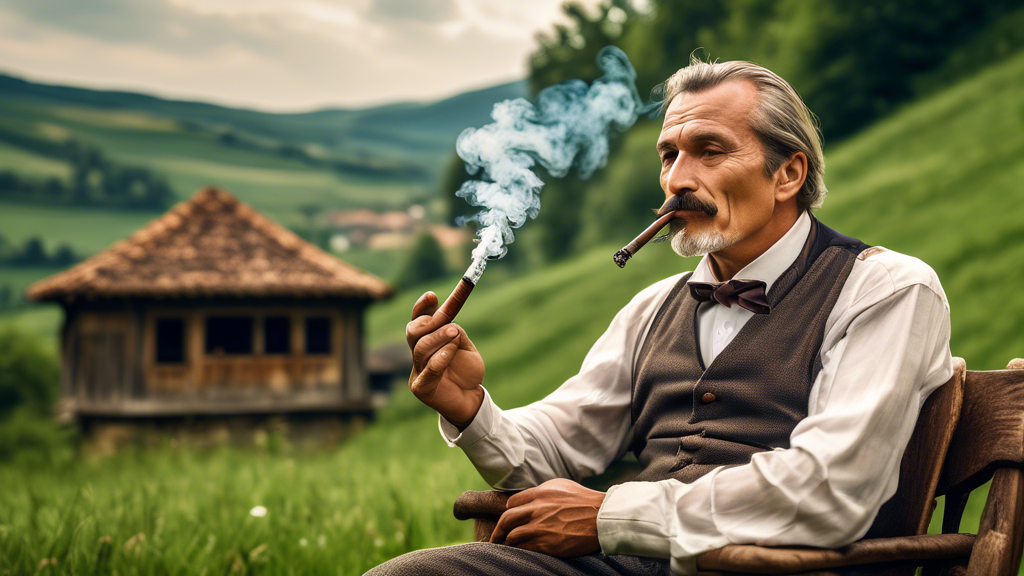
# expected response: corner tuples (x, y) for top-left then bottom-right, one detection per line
(325, 206), (468, 251)
(27, 187), (393, 447)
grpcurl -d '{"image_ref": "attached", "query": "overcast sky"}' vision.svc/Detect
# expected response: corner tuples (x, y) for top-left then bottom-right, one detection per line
(0, 0), (603, 111)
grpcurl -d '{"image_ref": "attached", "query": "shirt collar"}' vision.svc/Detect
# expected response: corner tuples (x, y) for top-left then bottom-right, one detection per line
(688, 210), (812, 293)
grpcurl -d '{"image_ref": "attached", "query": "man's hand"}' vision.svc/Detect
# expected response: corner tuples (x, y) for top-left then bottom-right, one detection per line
(490, 478), (606, 557)
(406, 291), (485, 427)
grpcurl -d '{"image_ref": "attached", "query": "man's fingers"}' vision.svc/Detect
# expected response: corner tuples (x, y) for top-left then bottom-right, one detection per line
(406, 292), (442, 348)
(411, 291), (438, 321)
(506, 487), (538, 509)
(406, 314), (443, 349)
(502, 526), (535, 549)
(412, 325), (461, 370)
(490, 505), (534, 544)
(419, 339), (460, 380)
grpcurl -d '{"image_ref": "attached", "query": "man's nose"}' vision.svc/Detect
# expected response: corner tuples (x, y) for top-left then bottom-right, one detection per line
(665, 153), (699, 196)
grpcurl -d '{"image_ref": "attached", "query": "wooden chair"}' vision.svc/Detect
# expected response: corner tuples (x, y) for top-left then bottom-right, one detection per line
(454, 357), (1024, 575)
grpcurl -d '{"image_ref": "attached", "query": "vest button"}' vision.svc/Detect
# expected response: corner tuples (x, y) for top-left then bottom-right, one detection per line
(702, 392), (716, 404)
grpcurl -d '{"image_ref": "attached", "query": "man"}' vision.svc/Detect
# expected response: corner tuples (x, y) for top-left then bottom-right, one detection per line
(369, 58), (952, 575)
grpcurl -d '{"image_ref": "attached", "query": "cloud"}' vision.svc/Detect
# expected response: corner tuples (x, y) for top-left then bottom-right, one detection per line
(369, 0), (457, 23)
(0, 0), (602, 110)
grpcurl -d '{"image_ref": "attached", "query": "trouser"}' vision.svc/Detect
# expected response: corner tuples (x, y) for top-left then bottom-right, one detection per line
(365, 542), (671, 576)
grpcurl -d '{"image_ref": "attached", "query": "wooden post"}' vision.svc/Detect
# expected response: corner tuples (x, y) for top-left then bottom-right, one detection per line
(60, 309), (75, 401)
(132, 304), (146, 398)
(188, 312), (204, 392)
(966, 468), (1024, 576)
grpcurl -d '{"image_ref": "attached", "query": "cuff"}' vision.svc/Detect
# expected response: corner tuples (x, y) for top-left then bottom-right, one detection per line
(438, 386), (497, 447)
(597, 481), (675, 560)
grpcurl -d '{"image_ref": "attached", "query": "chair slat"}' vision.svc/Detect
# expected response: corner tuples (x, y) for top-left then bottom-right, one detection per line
(938, 369), (1024, 496)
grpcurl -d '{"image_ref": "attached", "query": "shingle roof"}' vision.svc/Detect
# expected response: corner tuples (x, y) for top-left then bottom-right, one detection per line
(27, 187), (393, 302)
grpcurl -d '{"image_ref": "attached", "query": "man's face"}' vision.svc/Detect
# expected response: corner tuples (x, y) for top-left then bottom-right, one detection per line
(657, 80), (777, 257)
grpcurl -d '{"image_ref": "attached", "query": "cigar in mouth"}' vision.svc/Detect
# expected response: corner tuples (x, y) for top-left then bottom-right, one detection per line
(435, 276), (475, 325)
(613, 212), (676, 268)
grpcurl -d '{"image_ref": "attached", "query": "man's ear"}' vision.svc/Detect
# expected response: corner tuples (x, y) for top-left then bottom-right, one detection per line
(774, 151), (807, 203)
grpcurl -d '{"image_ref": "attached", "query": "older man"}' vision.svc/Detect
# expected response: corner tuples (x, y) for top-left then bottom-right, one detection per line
(370, 58), (952, 575)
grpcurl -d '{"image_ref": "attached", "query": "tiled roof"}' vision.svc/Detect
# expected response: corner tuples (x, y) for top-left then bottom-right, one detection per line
(27, 187), (393, 302)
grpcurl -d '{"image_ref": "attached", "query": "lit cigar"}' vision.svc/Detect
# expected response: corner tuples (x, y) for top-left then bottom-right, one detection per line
(613, 212), (676, 268)
(434, 276), (475, 325)
(432, 258), (486, 324)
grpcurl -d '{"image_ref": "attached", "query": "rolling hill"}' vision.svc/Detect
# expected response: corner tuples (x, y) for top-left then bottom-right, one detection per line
(0, 73), (527, 253)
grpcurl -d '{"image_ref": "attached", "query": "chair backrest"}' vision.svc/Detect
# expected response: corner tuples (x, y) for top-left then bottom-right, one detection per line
(936, 363), (1024, 515)
(863, 358), (966, 540)
(932, 363), (1024, 576)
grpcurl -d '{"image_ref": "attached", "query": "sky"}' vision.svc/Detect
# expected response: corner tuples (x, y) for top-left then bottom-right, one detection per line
(0, 0), (604, 112)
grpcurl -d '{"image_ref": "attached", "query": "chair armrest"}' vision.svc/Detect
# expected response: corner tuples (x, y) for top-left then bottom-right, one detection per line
(454, 490), (512, 520)
(454, 490), (515, 543)
(696, 533), (975, 574)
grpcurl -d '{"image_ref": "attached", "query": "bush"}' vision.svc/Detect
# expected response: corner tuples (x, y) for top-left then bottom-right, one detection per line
(0, 328), (60, 419)
(0, 407), (74, 466)
(394, 232), (449, 288)
(0, 329), (70, 464)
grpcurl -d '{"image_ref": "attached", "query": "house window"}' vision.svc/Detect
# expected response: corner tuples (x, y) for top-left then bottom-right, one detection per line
(305, 317), (332, 354)
(155, 318), (185, 364)
(205, 316), (253, 355)
(263, 316), (291, 354)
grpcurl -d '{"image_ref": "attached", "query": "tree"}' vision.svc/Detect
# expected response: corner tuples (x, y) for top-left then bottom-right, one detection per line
(0, 170), (18, 193)
(0, 329), (60, 419)
(52, 244), (77, 267)
(9, 237), (47, 266)
(394, 232), (449, 288)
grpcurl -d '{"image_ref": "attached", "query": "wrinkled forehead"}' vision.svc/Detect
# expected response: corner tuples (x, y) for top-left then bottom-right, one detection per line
(660, 80), (760, 141)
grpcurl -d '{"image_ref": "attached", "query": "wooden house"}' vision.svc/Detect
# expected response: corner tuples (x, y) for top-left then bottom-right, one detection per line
(27, 187), (393, 445)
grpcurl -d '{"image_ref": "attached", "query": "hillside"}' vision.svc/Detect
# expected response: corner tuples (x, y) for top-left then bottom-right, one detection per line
(0, 74), (526, 256)
(1, 47), (1023, 576)
(0, 73), (528, 162)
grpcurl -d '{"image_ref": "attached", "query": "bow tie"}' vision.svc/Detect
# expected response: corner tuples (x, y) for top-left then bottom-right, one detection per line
(689, 279), (771, 314)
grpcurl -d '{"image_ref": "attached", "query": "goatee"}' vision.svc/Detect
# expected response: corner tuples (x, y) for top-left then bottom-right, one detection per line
(669, 219), (732, 257)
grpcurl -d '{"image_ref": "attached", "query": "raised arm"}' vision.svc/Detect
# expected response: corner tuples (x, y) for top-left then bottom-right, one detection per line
(437, 275), (682, 487)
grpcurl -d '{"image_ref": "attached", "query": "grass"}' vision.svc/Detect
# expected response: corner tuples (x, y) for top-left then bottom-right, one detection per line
(0, 204), (161, 256)
(0, 305), (61, 347)
(0, 141), (70, 180)
(3, 48), (1024, 576)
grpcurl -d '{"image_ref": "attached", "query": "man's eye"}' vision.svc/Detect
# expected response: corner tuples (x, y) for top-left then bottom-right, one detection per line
(661, 152), (677, 165)
(702, 149), (722, 158)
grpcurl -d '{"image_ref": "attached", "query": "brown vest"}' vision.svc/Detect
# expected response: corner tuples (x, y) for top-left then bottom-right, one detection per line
(630, 216), (869, 483)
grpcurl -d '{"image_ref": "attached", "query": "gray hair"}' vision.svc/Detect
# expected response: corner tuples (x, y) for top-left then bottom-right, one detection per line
(656, 55), (827, 211)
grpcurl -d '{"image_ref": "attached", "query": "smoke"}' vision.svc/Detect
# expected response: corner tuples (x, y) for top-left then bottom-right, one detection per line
(455, 46), (642, 277)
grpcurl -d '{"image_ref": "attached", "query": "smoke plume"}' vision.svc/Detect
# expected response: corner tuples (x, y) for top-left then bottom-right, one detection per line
(455, 46), (641, 281)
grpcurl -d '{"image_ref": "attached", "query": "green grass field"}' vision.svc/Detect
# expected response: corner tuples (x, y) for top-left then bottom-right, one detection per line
(0, 204), (162, 256)
(3, 49), (1024, 575)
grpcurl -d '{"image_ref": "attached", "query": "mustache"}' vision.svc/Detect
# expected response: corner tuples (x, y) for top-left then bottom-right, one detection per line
(656, 194), (719, 217)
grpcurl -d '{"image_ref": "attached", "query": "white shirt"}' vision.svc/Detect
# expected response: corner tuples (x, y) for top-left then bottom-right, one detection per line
(438, 210), (953, 575)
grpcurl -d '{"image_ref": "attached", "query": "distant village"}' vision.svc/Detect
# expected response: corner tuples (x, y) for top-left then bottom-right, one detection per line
(324, 206), (467, 253)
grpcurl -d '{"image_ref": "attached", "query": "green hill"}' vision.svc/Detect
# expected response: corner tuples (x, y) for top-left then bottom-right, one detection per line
(0, 74), (526, 255)
(1, 48), (1023, 575)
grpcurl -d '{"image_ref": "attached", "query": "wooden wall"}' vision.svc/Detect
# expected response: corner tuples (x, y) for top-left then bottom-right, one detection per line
(61, 298), (372, 416)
